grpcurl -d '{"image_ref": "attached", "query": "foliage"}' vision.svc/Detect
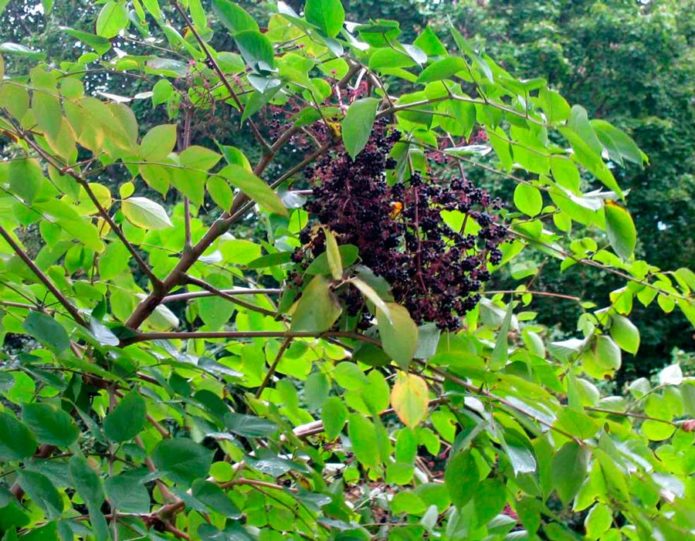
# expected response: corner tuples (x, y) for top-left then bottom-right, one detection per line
(419, 0), (695, 376)
(0, 1), (694, 540)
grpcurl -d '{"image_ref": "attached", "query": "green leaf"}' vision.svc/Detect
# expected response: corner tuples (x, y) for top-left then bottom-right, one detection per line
(377, 302), (418, 369)
(348, 413), (379, 468)
(474, 478), (507, 525)
(305, 245), (359, 275)
(390, 373), (429, 428)
(104, 391), (146, 442)
(305, 0), (345, 38)
(605, 201), (636, 260)
(105, 473), (150, 514)
(224, 412), (278, 437)
(568, 105), (603, 156)
(140, 124), (177, 161)
(22, 403), (79, 447)
(583, 335), (621, 379)
(179, 145), (222, 171)
(445, 451), (480, 508)
(212, 0), (258, 33)
(416, 56), (468, 83)
(585, 503), (612, 540)
(323, 227), (343, 280)
(207, 177), (234, 210)
(17, 471), (63, 517)
(192, 480), (241, 518)
(513, 184), (543, 217)
(290, 275), (342, 333)
(551, 442), (588, 504)
(217, 144), (252, 170)
(609, 315), (640, 354)
(0, 412), (37, 460)
(490, 303), (514, 369)
(121, 197), (173, 230)
(342, 98), (380, 160)
(32, 92), (61, 139)
(9, 158), (45, 205)
(322, 397), (347, 440)
(22, 311), (70, 354)
(592, 119), (644, 166)
(350, 277), (391, 321)
(69, 456), (105, 510)
(219, 164), (287, 216)
(63, 28), (111, 56)
(152, 438), (213, 486)
(233, 30), (275, 71)
(96, 1), (129, 39)
(69, 455), (109, 539)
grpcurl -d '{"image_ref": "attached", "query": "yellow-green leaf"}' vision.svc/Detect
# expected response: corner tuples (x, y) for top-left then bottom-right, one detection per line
(390, 373), (429, 428)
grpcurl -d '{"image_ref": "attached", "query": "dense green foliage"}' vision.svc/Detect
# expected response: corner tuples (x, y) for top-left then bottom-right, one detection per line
(0, 1), (694, 540)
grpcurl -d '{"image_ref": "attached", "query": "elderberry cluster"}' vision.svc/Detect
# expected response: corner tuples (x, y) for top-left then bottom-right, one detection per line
(294, 120), (506, 330)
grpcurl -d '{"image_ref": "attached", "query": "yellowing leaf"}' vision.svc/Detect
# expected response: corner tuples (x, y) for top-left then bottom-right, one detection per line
(140, 124), (177, 161)
(391, 373), (429, 428)
(323, 227), (342, 280)
(121, 197), (172, 230)
(377, 302), (418, 369)
(290, 275), (342, 333)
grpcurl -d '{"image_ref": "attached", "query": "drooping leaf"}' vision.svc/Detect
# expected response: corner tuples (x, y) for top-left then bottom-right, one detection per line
(348, 413), (379, 468)
(551, 442), (589, 504)
(321, 397), (347, 440)
(604, 201), (636, 260)
(233, 30), (275, 71)
(290, 275), (342, 333)
(342, 98), (379, 159)
(219, 165), (287, 216)
(445, 451), (480, 508)
(377, 302), (418, 369)
(323, 227), (343, 280)
(17, 471), (63, 517)
(609, 314), (640, 354)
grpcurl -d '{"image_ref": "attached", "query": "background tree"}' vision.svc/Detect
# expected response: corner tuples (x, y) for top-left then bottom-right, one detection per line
(0, 1), (694, 540)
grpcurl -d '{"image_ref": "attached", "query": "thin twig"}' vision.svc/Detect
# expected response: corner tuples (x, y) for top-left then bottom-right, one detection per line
(256, 337), (292, 398)
(184, 275), (278, 318)
(0, 225), (87, 326)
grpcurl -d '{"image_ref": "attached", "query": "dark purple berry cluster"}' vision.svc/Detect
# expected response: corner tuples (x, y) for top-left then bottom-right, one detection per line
(295, 120), (506, 330)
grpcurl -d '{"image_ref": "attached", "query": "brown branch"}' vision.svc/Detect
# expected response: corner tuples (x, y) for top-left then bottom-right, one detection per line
(3, 118), (164, 292)
(162, 288), (282, 304)
(121, 330), (379, 346)
(422, 363), (586, 447)
(255, 337), (292, 398)
(0, 225), (87, 326)
(485, 290), (582, 302)
(184, 275), (278, 318)
(171, 0), (270, 154)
